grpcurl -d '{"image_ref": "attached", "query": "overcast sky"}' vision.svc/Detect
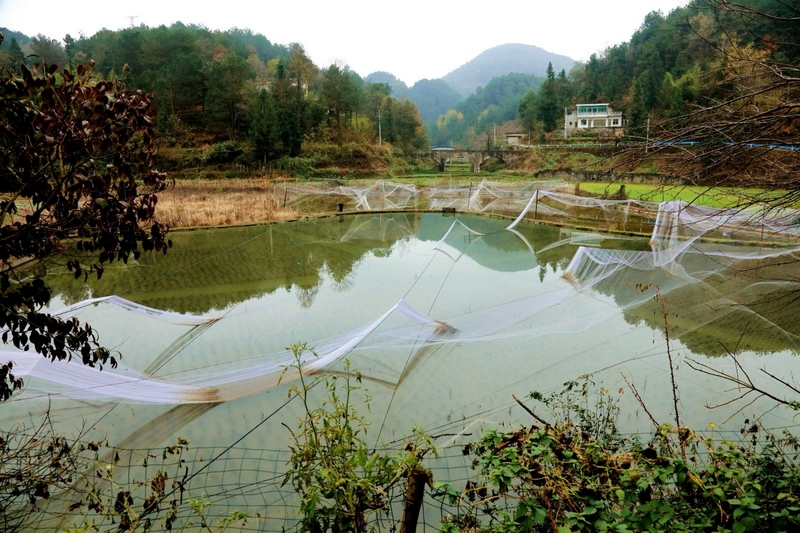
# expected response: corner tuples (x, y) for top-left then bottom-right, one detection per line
(1, 0), (690, 85)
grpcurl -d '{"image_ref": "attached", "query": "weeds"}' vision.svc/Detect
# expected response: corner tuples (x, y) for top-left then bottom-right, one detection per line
(436, 378), (800, 533)
(281, 342), (434, 533)
(0, 418), (250, 532)
(155, 179), (299, 228)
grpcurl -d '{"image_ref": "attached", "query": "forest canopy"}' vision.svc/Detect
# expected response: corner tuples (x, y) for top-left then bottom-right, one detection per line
(0, 23), (427, 160)
(1, 0), (796, 158)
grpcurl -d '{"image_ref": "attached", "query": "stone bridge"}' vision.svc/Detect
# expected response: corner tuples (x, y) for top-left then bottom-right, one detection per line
(414, 149), (526, 173)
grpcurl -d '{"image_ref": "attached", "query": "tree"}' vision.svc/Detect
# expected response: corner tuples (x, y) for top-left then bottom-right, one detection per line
(518, 90), (540, 137)
(386, 100), (428, 152)
(272, 60), (307, 157)
(138, 26), (205, 127)
(322, 63), (362, 147)
(621, 0), (800, 190)
(63, 34), (75, 70)
(576, 53), (602, 102)
(285, 42), (316, 96)
(6, 37), (24, 74)
(364, 82), (391, 143)
(536, 62), (562, 132)
(28, 34), (65, 68)
(0, 56), (169, 401)
(249, 89), (281, 162)
(204, 52), (256, 138)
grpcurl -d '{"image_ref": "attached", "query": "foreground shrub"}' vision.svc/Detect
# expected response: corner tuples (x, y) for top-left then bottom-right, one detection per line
(437, 379), (800, 533)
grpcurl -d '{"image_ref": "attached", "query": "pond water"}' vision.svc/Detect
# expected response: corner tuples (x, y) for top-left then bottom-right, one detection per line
(5, 211), (800, 528)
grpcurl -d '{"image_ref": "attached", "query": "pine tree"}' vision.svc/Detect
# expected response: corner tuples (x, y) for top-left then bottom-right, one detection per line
(8, 37), (24, 74)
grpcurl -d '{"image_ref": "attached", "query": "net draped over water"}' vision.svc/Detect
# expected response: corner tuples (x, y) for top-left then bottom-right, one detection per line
(4, 180), (800, 530)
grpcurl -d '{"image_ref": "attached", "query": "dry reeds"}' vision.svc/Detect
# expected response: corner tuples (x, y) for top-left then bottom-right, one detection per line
(155, 179), (300, 228)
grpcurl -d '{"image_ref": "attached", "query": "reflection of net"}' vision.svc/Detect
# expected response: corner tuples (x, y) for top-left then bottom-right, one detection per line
(7, 188), (800, 405)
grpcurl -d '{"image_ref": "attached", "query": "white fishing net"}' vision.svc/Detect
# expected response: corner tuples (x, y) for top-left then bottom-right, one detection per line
(4, 185), (800, 422)
(5, 300), (445, 403)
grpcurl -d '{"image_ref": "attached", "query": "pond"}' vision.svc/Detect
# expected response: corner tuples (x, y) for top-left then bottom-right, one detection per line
(5, 208), (800, 528)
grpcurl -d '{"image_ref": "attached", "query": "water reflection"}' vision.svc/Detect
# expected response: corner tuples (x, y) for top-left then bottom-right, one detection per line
(47, 213), (584, 313)
(40, 213), (800, 364)
(8, 212), (800, 529)
(44, 213), (798, 359)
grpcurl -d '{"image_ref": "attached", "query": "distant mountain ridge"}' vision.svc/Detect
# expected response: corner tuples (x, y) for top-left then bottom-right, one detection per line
(365, 72), (462, 123)
(406, 79), (463, 123)
(441, 43), (576, 96)
(364, 71), (410, 100)
(367, 43), (576, 125)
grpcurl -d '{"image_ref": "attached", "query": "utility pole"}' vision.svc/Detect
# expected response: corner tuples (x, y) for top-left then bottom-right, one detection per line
(127, 15), (138, 28)
(378, 108), (382, 146)
(645, 117), (650, 153)
(493, 124), (496, 149)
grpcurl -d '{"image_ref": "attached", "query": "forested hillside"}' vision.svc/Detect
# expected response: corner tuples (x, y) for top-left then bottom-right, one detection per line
(513, 0), (799, 146)
(406, 78), (464, 124)
(429, 72), (545, 147)
(425, 0), (797, 157)
(2, 0), (796, 170)
(0, 23), (428, 167)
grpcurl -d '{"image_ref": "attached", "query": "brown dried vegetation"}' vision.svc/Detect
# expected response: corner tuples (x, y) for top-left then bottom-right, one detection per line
(155, 179), (300, 228)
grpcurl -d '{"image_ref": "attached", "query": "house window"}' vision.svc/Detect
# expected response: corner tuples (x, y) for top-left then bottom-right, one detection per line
(580, 120), (587, 126)
(612, 119), (619, 125)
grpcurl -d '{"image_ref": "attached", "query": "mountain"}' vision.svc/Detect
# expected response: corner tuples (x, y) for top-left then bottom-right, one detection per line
(366, 72), (462, 124)
(365, 71), (409, 100)
(0, 27), (32, 50)
(407, 79), (463, 123)
(442, 43), (575, 97)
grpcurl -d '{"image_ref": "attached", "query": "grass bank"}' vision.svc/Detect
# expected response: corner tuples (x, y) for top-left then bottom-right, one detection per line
(575, 182), (785, 208)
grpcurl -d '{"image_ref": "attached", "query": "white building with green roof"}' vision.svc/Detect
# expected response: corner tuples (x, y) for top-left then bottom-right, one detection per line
(564, 104), (624, 136)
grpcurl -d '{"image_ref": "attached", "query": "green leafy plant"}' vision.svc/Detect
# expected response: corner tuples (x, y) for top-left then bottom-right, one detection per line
(282, 342), (434, 533)
(0, 419), (254, 533)
(204, 142), (243, 165)
(435, 379), (800, 533)
(183, 495), (250, 533)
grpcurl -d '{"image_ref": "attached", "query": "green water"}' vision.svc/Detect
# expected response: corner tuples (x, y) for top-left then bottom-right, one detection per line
(6, 212), (800, 528)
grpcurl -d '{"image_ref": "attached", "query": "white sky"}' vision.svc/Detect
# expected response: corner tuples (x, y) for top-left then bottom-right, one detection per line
(0, 0), (690, 85)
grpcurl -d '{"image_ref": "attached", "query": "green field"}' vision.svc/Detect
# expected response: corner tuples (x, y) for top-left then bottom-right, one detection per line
(576, 182), (787, 209)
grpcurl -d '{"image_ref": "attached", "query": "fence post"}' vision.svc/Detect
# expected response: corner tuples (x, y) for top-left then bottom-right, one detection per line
(399, 466), (429, 533)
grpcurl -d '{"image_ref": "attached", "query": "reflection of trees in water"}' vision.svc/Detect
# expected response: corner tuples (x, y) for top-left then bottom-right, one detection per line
(322, 245), (367, 285)
(43, 212), (650, 315)
(296, 284), (321, 309)
(371, 246), (394, 258)
(44, 215), (421, 313)
(593, 255), (800, 358)
(331, 274), (355, 293)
